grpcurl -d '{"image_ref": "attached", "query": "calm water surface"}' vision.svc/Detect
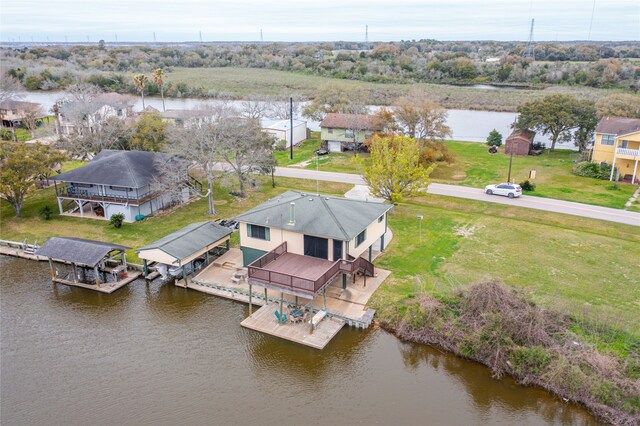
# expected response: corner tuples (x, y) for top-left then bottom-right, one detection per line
(1, 256), (596, 425)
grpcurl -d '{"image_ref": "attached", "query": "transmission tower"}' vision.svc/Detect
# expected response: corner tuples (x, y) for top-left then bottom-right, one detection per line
(523, 18), (535, 59)
(365, 25), (369, 49)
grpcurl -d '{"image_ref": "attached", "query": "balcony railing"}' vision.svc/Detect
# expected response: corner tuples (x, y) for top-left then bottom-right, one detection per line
(616, 148), (640, 158)
(55, 184), (157, 204)
(248, 241), (375, 295)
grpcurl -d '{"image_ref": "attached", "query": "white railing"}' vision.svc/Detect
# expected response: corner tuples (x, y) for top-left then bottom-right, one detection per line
(616, 148), (640, 157)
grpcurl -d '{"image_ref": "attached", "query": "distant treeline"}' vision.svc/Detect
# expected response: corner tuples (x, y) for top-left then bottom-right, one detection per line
(2, 40), (639, 95)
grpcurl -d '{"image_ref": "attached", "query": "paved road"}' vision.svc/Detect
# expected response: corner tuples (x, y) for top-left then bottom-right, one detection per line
(274, 167), (640, 227)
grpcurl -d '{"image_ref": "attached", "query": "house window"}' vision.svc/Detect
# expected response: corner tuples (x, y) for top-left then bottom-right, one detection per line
(600, 134), (616, 146)
(73, 183), (93, 188)
(247, 224), (270, 241)
(345, 129), (355, 138)
(328, 127), (333, 134)
(109, 186), (130, 192)
(378, 215), (384, 223)
(355, 229), (366, 247)
(620, 140), (629, 149)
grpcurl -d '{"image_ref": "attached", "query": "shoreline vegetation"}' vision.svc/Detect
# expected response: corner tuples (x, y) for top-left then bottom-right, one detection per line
(16, 67), (624, 112)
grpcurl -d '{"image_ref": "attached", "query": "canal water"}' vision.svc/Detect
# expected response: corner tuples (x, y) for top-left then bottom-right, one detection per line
(18, 91), (573, 149)
(1, 256), (596, 425)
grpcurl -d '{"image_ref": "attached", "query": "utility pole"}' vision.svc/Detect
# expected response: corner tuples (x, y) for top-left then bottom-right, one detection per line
(153, 32), (156, 42)
(365, 25), (368, 49)
(289, 97), (293, 161)
(507, 150), (514, 183)
(199, 31), (203, 43)
(260, 29), (263, 43)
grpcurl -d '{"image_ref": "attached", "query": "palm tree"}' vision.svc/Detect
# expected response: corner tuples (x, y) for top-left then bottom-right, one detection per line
(132, 74), (148, 109)
(151, 69), (166, 112)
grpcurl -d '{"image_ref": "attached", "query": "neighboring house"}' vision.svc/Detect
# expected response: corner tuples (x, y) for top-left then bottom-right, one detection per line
(592, 117), (640, 184)
(505, 129), (535, 156)
(234, 190), (392, 299)
(320, 113), (382, 152)
(58, 102), (133, 136)
(0, 100), (43, 127)
(159, 109), (211, 127)
(261, 118), (307, 147)
(51, 150), (191, 223)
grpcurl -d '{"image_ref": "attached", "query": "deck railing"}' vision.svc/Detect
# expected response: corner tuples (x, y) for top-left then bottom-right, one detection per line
(248, 242), (375, 295)
(616, 148), (640, 157)
(55, 184), (157, 204)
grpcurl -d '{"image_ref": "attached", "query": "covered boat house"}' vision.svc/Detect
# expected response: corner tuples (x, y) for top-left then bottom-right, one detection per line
(136, 221), (232, 285)
(35, 237), (139, 293)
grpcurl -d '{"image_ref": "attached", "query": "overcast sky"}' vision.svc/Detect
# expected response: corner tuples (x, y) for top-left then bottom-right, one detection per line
(1, 0), (638, 43)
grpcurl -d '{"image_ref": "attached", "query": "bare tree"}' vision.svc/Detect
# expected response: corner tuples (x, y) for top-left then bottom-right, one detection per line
(0, 70), (24, 104)
(267, 95), (302, 120)
(61, 116), (132, 157)
(393, 90), (451, 141)
(149, 157), (190, 206)
(241, 97), (269, 120)
(22, 104), (45, 139)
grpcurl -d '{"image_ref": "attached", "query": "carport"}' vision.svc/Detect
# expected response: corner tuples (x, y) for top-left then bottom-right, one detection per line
(136, 221), (232, 284)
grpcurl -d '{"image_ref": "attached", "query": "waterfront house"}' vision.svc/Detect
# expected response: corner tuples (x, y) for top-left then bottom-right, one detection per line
(505, 129), (535, 155)
(57, 97), (133, 136)
(51, 150), (192, 223)
(320, 113), (382, 152)
(592, 117), (640, 184)
(0, 100), (43, 128)
(234, 190), (392, 301)
(261, 118), (307, 147)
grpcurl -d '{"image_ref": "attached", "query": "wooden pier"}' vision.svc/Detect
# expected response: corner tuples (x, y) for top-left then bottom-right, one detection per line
(241, 303), (345, 350)
(52, 271), (142, 294)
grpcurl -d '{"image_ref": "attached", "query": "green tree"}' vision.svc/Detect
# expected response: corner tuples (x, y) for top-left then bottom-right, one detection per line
(486, 129), (503, 146)
(357, 135), (434, 203)
(151, 68), (166, 112)
(515, 94), (581, 152)
(0, 142), (67, 217)
(132, 74), (148, 109)
(130, 112), (167, 152)
(573, 100), (598, 153)
(393, 90), (451, 141)
(595, 93), (640, 119)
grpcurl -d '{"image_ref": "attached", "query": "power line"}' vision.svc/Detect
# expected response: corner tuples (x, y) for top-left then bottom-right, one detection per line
(588, 0), (596, 40)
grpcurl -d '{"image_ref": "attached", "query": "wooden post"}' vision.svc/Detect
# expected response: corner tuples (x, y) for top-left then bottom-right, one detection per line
(94, 266), (101, 288)
(342, 273), (346, 290)
(323, 288), (326, 310)
(121, 251), (127, 266)
(182, 266), (188, 287)
(279, 292), (284, 324)
(205, 251), (210, 266)
(295, 296), (298, 307)
(72, 263), (78, 283)
(143, 259), (148, 276)
(226, 240), (230, 250)
(368, 246), (372, 262)
(264, 288), (268, 303)
(249, 284), (253, 314)
(48, 257), (55, 282)
(364, 274), (367, 288)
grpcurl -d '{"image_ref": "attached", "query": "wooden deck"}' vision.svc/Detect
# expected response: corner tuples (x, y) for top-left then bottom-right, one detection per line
(52, 271), (142, 294)
(260, 253), (335, 281)
(241, 303), (345, 350)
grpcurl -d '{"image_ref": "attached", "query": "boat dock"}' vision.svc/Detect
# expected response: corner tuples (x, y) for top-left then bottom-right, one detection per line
(188, 248), (390, 349)
(52, 271), (142, 293)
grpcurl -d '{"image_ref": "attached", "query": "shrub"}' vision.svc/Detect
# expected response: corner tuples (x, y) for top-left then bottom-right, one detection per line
(1, 129), (13, 141)
(519, 180), (536, 192)
(572, 161), (612, 180)
(109, 213), (125, 228)
(509, 346), (551, 375)
(38, 205), (53, 220)
(274, 139), (287, 152)
(486, 129), (503, 146)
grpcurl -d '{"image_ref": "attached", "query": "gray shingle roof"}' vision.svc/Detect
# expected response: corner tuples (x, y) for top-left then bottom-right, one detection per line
(35, 237), (130, 267)
(51, 150), (173, 188)
(234, 191), (392, 241)
(137, 221), (232, 262)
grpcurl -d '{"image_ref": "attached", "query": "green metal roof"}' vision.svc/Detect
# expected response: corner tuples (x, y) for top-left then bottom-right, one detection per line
(233, 191), (392, 241)
(137, 221), (231, 261)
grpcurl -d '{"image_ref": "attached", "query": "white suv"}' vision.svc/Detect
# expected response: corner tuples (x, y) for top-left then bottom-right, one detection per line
(484, 183), (522, 198)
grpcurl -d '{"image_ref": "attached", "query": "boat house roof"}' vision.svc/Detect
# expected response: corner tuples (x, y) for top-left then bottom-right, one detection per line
(35, 237), (130, 267)
(137, 221), (232, 265)
(51, 150), (174, 188)
(234, 191), (392, 241)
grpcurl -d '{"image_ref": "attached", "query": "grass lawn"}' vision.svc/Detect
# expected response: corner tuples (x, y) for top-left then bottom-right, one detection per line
(0, 175), (353, 264)
(310, 140), (637, 209)
(164, 67), (616, 112)
(371, 194), (640, 337)
(274, 133), (321, 166)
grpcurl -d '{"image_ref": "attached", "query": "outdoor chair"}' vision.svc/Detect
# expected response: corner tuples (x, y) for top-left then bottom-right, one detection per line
(274, 310), (287, 324)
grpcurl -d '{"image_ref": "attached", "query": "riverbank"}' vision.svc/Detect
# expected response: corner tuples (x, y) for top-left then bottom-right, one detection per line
(375, 281), (640, 425)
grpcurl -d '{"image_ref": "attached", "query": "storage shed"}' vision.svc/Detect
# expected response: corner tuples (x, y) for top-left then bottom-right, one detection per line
(505, 130), (535, 156)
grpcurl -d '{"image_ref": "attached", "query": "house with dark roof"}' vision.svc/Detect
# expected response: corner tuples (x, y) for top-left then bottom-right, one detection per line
(51, 150), (191, 222)
(592, 117), (640, 184)
(320, 113), (382, 152)
(234, 190), (392, 299)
